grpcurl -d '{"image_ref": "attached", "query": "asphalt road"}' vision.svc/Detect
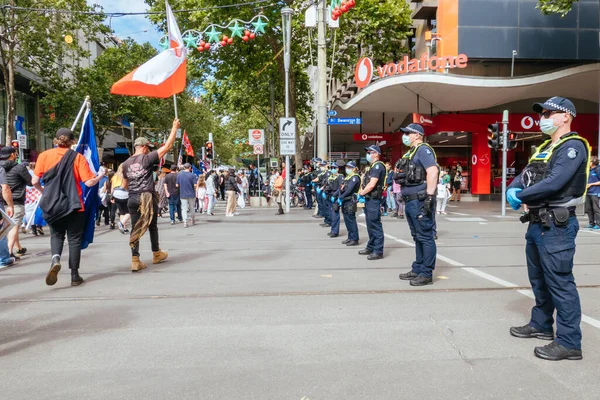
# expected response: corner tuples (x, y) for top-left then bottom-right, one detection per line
(1, 200), (599, 399)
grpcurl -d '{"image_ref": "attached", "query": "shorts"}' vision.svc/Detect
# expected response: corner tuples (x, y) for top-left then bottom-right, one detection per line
(114, 197), (129, 215)
(13, 204), (25, 227)
(453, 182), (461, 190)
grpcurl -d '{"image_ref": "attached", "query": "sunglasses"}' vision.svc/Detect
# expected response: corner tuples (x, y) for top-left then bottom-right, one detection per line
(539, 110), (565, 119)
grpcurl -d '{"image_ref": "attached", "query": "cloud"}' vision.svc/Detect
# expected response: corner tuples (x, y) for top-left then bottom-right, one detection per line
(87, 0), (163, 48)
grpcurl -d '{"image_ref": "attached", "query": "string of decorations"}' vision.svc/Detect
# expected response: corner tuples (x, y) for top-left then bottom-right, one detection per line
(330, 0), (356, 21)
(234, 138), (255, 157)
(159, 14), (269, 52)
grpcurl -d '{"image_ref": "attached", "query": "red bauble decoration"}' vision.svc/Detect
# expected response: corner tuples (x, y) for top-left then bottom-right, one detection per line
(223, 35), (228, 40)
(197, 46), (204, 52)
(250, 33), (256, 39)
(221, 40), (227, 46)
(341, 5), (348, 12)
(242, 36), (249, 42)
(204, 43), (211, 50)
(227, 38), (233, 44)
(349, 0), (356, 8)
(245, 30), (251, 36)
(332, 14), (338, 21)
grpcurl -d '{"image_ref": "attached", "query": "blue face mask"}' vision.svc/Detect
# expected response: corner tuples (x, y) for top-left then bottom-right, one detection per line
(539, 117), (559, 135)
(366, 153), (373, 163)
(331, 168), (338, 174)
(402, 134), (412, 146)
(345, 168), (353, 175)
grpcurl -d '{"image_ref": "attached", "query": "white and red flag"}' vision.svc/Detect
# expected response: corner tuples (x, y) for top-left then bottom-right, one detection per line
(111, 1), (187, 98)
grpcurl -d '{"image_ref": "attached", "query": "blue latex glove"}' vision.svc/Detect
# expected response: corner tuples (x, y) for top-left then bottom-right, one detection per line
(507, 188), (522, 210)
(337, 198), (342, 206)
(321, 192), (326, 199)
(357, 195), (366, 204)
(330, 196), (335, 203)
(316, 187), (321, 194)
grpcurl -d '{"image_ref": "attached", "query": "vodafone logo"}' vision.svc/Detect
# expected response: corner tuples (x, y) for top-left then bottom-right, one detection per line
(362, 134), (368, 140)
(420, 115), (433, 125)
(521, 116), (534, 130)
(355, 57), (373, 89)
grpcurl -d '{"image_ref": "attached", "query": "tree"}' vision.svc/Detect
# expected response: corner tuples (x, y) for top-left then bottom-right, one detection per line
(144, 0), (412, 170)
(536, 0), (578, 16)
(0, 0), (108, 143)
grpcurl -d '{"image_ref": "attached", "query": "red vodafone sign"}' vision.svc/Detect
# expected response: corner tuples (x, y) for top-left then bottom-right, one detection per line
(354, 57), (373, 89)
(353, 133), (393, 141)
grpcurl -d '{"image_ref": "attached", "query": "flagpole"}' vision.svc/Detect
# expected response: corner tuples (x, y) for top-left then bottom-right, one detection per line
(70, 96), (90, 131)
(173, 94), (179, 119)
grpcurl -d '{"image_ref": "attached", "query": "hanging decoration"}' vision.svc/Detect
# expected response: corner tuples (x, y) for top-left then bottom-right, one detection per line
(158, 14), (269, 53)
(330, 0), (356, 21)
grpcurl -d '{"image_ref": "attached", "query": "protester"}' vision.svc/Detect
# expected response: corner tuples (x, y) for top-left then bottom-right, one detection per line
(164, 164), (182, 225)
(111, 164), (131, 234)
(121, 118), (179, 272)
(436, 168), (450, 215)
(205, 170), (217, 216)
(392, 175), (404, 219)
(101, 169), (115, 229)
(273, 170), (284, 215)
(33, 128), (106, 286)
(219, 171), (226, 201)
(0, 146), (42, 259)
(0, 164), (15, 268)
(196, 175), (207, 214)
(224, 168), (240, 217)
(156, 170), (168, 217)
(176, 163), (197, 228)
(96, 170), (110, 226)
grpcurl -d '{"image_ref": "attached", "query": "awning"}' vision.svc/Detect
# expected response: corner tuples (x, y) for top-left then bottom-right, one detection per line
(332, 63), (600, 114)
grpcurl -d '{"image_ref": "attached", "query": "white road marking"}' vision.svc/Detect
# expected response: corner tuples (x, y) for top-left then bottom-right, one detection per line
(479, 222), (488, 225)
(449, 211), (470, 216)
(580, 229), (600, 236)
(358, 222), (600, 330)
(445, 217), (487, 222)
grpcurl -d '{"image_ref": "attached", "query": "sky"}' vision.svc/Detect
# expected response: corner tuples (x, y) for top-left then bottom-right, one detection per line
(87, 0), (163, 48)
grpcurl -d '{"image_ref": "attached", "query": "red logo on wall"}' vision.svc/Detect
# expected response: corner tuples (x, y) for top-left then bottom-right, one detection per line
(354, 57), (373, 89)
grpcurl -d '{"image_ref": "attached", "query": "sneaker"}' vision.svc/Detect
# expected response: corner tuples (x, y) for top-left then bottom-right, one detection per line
(123, 228), (130, 234)
(234, 212), (240, 216)
(383, 212), (388, 216)
(359, 213), (365, 217)
(15, 247), (27, 257)
(584, 223), (594, 228)
(183, 223), (188, 228)
(509, 324), (554, 340)
(208, 213), (215, 216)
(441, 211), (447, 215)
(170, 220), (175, 225)
(10, 253), (20, 261)
(0, 257), (16, 268)
(45, 255), (61, 286)
(118, 221), (125, 233)
(593, 225), (600, 230)
(534, 341), (582, 361)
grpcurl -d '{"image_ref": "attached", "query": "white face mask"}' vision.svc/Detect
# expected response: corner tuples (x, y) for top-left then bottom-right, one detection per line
(539, 115), (562, 135)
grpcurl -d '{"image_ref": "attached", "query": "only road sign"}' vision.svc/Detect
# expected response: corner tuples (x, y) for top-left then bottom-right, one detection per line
(279, 117), (296, 138)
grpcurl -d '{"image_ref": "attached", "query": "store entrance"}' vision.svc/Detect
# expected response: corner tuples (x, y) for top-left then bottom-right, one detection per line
(426, 132), (472, 194)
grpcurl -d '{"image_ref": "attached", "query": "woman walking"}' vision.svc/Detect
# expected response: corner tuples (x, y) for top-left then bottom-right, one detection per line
(224, 169), (240, 217)
(436, 169), (450, 215)
(274, 170), (284, 215)
(205, 170), (217, 216)
(111, 164), (131, 234)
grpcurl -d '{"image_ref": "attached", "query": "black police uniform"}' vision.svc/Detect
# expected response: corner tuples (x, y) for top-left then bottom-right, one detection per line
(318, 169), (332, 225)
(362, 161), (386, 256)
(337, 172), (361, 243)
(325, 172), (344, 236)
(396, 143), (438, 280)
(304, 170), (314, 209)
(508, 132), (590, 354)
(314, 167), (328, 219)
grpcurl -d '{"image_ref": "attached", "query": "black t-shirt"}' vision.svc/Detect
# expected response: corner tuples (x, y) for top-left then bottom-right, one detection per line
(164, 172), (179, 197)
(122, 151), (159, 194)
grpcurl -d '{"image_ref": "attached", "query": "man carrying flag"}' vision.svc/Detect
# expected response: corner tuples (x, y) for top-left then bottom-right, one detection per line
(33, 128), (106, 287)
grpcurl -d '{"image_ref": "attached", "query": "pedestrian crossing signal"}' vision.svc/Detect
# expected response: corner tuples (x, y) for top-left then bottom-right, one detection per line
(205, 141), (213, 159)
(508, 132), (518, 150)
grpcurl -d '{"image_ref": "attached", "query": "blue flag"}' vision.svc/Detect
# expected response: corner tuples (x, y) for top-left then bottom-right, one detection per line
(191, 164), (203, 177)
(75, 110), (100, 250)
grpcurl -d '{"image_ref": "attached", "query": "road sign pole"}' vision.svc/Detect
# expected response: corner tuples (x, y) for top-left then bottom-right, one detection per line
(282, 7), (292, 213)
(501, 110), (509, 217)
(257, 153), (261, 207)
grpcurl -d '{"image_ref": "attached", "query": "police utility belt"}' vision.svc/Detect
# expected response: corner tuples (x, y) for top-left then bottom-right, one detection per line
(520, 206), (576, 227)
(402, 191), (427, 202)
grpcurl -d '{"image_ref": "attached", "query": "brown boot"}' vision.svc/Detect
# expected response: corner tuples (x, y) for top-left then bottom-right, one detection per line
(152, 250), (168, 264)
(131, 256), (147, 272)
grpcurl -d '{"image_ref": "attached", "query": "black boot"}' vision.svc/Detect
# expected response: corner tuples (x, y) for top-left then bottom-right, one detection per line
(71, 270), (84, 286)
(31, 224), (39, 236)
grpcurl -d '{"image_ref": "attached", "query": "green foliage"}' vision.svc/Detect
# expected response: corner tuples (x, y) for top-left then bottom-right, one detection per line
(0, 0), (108, 142)
(536, 0), (578, 16)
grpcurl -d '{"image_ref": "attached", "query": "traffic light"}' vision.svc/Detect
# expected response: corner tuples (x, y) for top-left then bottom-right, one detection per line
(487, 123), (500, 149)
(205, 141), (213, 159)
(508, 132), (518, 150)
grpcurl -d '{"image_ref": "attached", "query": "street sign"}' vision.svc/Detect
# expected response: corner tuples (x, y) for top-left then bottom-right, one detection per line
(328, 110), (337, 116)
(328, 117), (362, 125)
(280, 139), (295, 156)
(253, 144), (264, 155)
(248, 129), (265, 145)
(279, 117), (296, 138)
(17, 132), (27, 149)
(270, 158), (278, 168)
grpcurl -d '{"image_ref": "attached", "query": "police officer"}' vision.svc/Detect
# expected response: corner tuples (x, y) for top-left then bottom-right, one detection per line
(316, 160), (331, 227)
(507, 97), (589, 361)
(337, 161), (361, 246)
(324, 163), (344, 237)
(396, 123), (439, 286)
(304, 165), (315, 210)
(358, 145), (385, 260)
(312, 159), (326, 220)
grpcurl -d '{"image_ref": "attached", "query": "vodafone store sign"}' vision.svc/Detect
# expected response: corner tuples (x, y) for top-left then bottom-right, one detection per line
(353, 133), (392, 141)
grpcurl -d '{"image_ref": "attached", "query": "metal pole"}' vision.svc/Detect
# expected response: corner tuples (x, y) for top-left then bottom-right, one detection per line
(173, 94), (179, 119)
(511, 50), (517, 77)
(130, 122), (135, 154)
(282, 7), (292, 213)
(270, 80), (275, 158)
(501, 110), (509, 216)
(70, 96), (90, 131)
(257, 153), (261, 206)
(317, 0), (328, 160)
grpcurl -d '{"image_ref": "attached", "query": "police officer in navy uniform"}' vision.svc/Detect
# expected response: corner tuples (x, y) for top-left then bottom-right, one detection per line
(317, 160), (332, 227)
(325, 162), (344, 237)
(507, 97), (590, 361)
(303, 164), (314, 210)
(396, 123), (439, 286)
(337, 160), (361, 246)
(358, 145), (385, 260)
(312, 159), (327, 221)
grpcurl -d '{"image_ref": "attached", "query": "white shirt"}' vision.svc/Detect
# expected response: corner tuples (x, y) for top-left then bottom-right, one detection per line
(206, 175), (216, 194)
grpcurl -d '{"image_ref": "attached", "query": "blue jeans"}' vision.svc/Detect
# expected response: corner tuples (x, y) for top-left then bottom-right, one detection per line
(168, 195), (182, 221)
(525, 216), (581, 350)
(0, 236), (11, 265)
(405, 199), (436, 278)
(365, 198), (384, 254)
(386, 187), (396, 211)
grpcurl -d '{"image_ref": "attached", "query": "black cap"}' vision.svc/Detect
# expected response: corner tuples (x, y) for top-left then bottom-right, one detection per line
(0, 146), (16, 160)
(532, 97), (576, 118)
(400, 123), (425, 135)
(364, 145), (381, 154)
(55, 128), (75, 140)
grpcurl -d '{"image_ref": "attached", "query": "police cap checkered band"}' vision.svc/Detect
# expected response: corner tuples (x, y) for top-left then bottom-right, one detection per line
(532, 97), (576, 117)
(399, 123), (425, 135)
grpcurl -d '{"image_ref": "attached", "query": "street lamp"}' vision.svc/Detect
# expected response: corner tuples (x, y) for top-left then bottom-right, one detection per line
(281, 7), (293, 212)
(511, 50), (517, 77)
